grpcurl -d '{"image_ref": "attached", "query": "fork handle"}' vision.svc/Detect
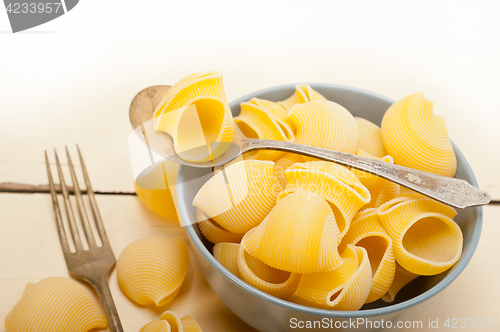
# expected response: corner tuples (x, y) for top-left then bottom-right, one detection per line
(90, 277), (124, 332)
(241, 139), (491, 209)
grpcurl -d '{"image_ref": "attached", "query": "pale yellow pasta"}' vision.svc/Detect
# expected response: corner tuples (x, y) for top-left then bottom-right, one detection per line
(242, 191), (342, 273)
(213, 242), (241, 277)
(196, 209), (243, 244)
(278, 161), (370, 239)
(381, 93), (457, 177)
(352, 149), (400, 209)
(354, 117), (387, 157)
(288, 100), (359, 155)
(139, 311), (203, 332)
(4, 277), (107, 332)
(237, 245), (301, 299)
(117, 236), (189, 306)
(154, 71), (234, 162)
(273, 152), (305, 190)
(250, 98), (288, 123)
(381, 263), (420, 303)
(193, 160), (281, 234)
(277, 84), (327, 111)
(339, 210), (395, 303)
(288, 245), (372, 311)
(377, 197), (462, 275)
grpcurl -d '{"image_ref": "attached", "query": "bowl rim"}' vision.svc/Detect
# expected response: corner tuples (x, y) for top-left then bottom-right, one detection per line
(178, 83), (483, 318)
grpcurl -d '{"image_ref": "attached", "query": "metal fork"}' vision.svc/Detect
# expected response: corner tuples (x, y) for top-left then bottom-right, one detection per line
(45, 146), (124, 332)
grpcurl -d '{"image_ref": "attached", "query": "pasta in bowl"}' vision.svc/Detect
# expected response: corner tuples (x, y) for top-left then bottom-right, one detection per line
(177, 83), (482, 332)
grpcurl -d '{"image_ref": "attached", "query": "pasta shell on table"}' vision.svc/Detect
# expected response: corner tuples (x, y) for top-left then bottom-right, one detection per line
(273, 152), (305, 190)
(377, 197), (462, 275)
(153, 71), (234, 162)
(278, 161), (370, 239)
(241, 191), (343, 274)
(288, 245), (372, 311)
(139, 311), (203, 332)
(213, 243), (241, 277)
(116, 236), (190, 306)
(381, 263), (420, 303)
(288, 100), (360, 155)
(339, 209), (396, 303)
(193, 160), (281, 234)
(381, 92), (457, 177)
(4, 276), (107, 332)
(351, 149), (400, 209)
(237, 244), (302, 299)
(196, 209), (243, 244)
(354, 117), (387, 158)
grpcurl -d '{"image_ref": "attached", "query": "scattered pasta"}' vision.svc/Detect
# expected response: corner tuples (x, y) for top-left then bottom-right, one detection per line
(139, 311), (203, 332)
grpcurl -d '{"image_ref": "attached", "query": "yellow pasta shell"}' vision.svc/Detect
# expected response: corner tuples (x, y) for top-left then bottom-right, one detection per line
(278, 84), (327, 111)
(377, 198), (462, 275)
(140, 312), (203, 332)
(213, 242), (240, 277)
(288, 245), (372, 311)
(381, 93), (457, 177)
(381, 263), (420, 303)
(250, 97), (288, 123)
(4, 276), (107, 332)
(116, 236), (189, 306)
(339, 210), (396, 303)
(193, 160), (281, 234)
(241, 191), (342, 274)
(196, 209), (243, 244)
(354, 117), (387, 157)
(273, 152), (305, 190)
(154, 71), (234, 162)
(279, 161), (370, 239)
(237, 245), (301, 299)
(288, 100), (359, 155)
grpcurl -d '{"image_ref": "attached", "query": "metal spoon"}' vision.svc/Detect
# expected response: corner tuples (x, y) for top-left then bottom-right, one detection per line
(129, 85), (490, 209)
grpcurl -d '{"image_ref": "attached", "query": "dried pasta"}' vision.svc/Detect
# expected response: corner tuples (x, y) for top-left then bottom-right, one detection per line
(4, 276), (107, 332)
(277, 84), (327, 111)
(354, 117), (387, 157)
(381, 93), (457, 177)
(197, 209), (243, 244)
(273, 152), (304, 190)
(154, 71), (234, 162)
(381, 263), (420, 303)
(139, 311), (203, 332)
(193, 160), (281, 234)
(213, 242), (240, 277)
(377, 197), (462, 275)
(288, 245), (372, 311)
(117, 236), (189, 306)
(241, 191), (342, 274)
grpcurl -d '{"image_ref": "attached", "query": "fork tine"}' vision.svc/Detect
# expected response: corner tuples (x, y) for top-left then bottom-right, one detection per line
(54, 148), (83, 251)
(66, 146), (97, 248)
(77, 145), (110, 246)
(45, 151), (71, 255)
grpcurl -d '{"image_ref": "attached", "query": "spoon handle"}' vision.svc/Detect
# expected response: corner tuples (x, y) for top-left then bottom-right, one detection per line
(241, 139), (490, 209)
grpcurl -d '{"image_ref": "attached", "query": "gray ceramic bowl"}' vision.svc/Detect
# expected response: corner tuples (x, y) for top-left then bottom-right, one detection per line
(177, 84), (482, 332)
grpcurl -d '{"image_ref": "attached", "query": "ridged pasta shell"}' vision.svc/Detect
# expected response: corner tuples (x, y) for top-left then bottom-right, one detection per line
(288, 245), (372, 311)
(381, 93), (457, 177)
(196, 209), (243, 244)
(193, 160), (281, 234)
(278, 84), (327, 111)
(273, 152), (305, 190)
(354, 117), (387, 157)
(288, 100), (359, 155)
(153, 71), (234, 162)
(117, 237), (189, 306)
(381, 263), (420, 303)
(377, 197), (462, 275)
(237, 245), (301, 299)
(339, 210), (396, 303)
(213, 242), (241, 277)
(241, 191), (342, 274)
(139, 311), (203, 332)
(4, 276), (107, 332)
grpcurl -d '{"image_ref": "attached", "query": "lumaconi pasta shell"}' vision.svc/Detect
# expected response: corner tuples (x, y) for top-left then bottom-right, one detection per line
(273, 152), (305, 190)
(381, 263), (420, 303)
(241, 191), (342, 274)
(139, 311), (203, 332)
(196, 209), (243, 244)
(116, 237), (189, 306)
(339, 210), (396, 303)
(237, 245), (301, 299)
(213, 243), (241, 277)
(4, 276), (107, 332)
(354, 117), (387, 158)
(250, 98), (288, 123)
(153, 71), (234, 162)
(279, 161), (370, 239)
(381, 93), (457, 177)
(288, 100), (360, 155)
(352, 149), (400, 209)
(377, 197), (462, 275)
(193, 160), (281, 234)
(277, 84), (327, 111)
(288, 245), (372, 311)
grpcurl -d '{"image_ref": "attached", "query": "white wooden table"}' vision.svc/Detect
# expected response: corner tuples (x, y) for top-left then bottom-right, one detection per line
(1, 1), (499, 331)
